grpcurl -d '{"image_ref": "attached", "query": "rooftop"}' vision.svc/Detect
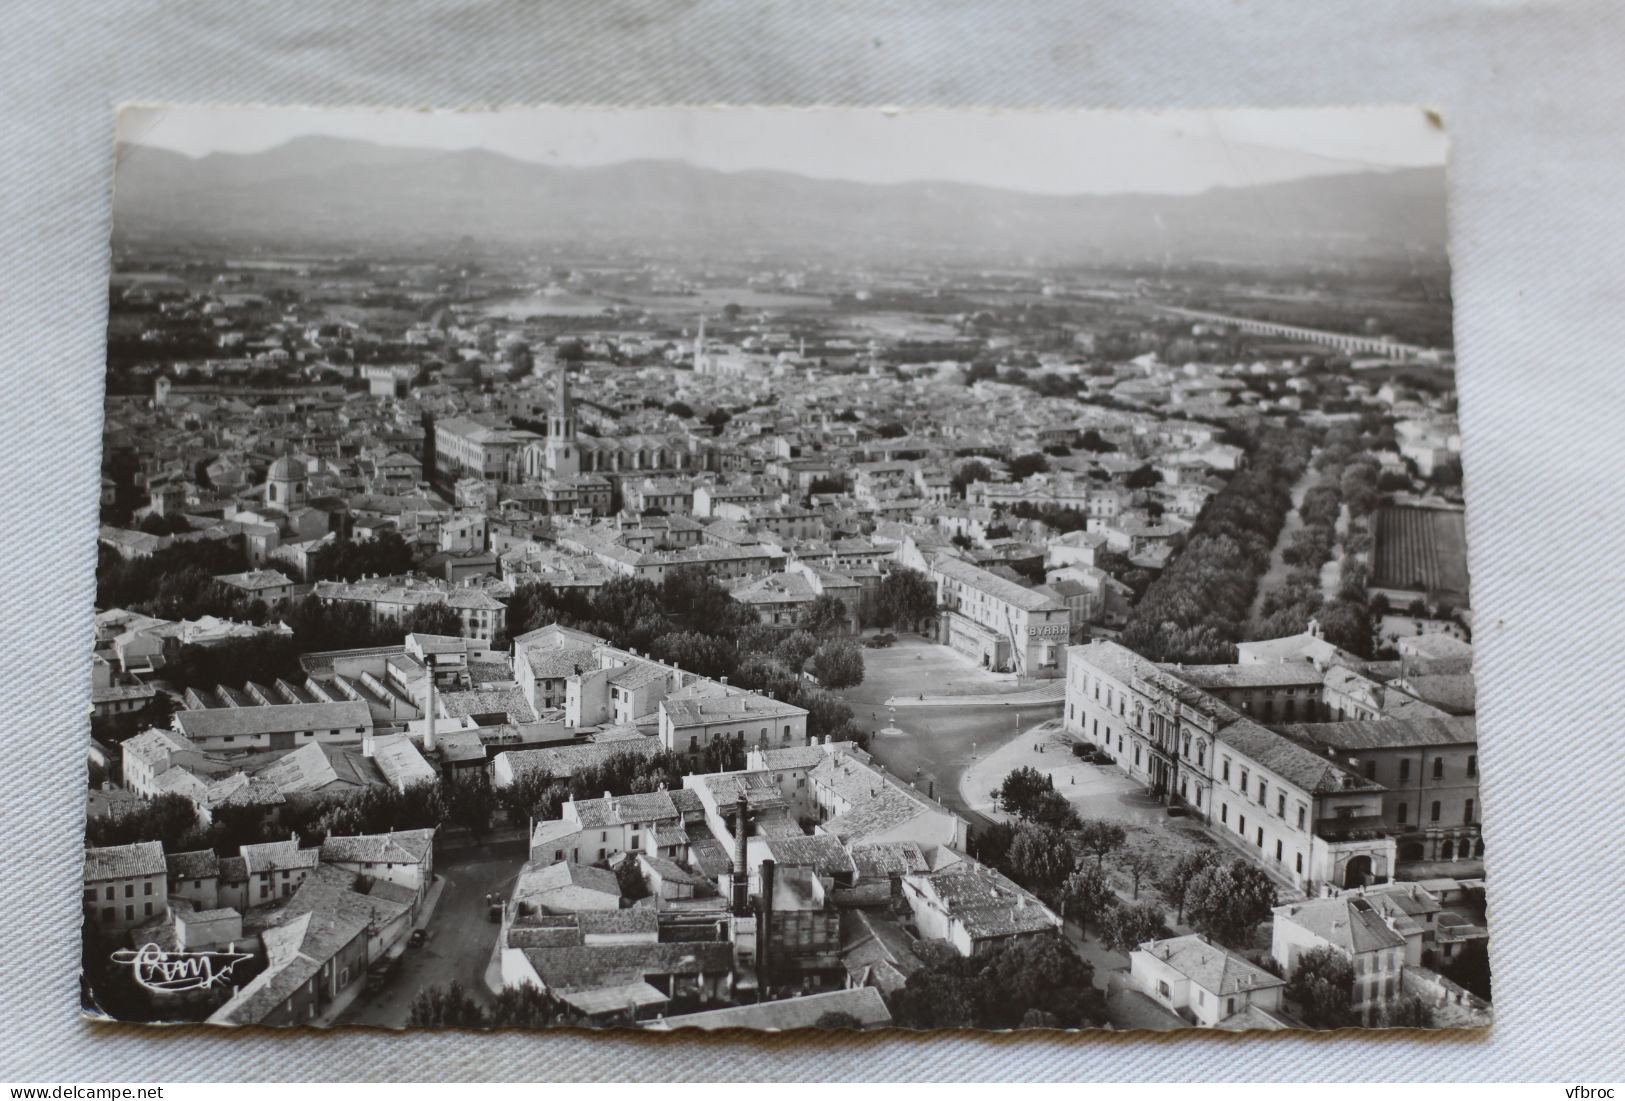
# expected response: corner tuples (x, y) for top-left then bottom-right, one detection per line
(240, 839), (320, 876)
(661, 681), (808, 726)
(1274, 896), (1407, 955)
(84, 841), (166, 882)
(1168, 662), (1331, 691)
(174, 700), (371, 741)
(498, 735), (662, 781)
(521, 940), (734, 994)
(1215, 715), (1376, 796)
(1277, 716), (1477, 753)
(930, 552), (1064, 612)
(318, 827), (436, 867)
(910, 857), (1060, 940)
(1137, 933), (1285, 996)
(569, 790), (681, 830)
(516, 860), (621, 900)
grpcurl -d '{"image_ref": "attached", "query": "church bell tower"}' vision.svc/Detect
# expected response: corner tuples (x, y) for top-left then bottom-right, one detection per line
(545, 367), (580, 477)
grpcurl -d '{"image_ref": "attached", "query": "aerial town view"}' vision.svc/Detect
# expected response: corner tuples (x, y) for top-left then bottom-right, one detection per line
(81, 106), (1487, 1034)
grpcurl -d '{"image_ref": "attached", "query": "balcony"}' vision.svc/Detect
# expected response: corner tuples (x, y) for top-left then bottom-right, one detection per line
(1313, 814), (1392, 843)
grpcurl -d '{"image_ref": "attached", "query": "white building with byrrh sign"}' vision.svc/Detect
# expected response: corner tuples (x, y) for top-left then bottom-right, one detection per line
(898, 538), (1069, 677)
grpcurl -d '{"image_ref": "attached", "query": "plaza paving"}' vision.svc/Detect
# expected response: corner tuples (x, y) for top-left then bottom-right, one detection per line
(842, 632), (1028, 709)
(959, 721), (1169, 829)
(835, 634), (1062, 826)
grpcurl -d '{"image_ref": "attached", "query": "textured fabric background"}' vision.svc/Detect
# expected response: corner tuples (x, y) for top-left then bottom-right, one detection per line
(4, 0), (1623, 1081)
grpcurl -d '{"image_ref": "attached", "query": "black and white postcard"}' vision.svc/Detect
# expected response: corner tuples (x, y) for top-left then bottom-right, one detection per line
(83, 105), (1487, 1033)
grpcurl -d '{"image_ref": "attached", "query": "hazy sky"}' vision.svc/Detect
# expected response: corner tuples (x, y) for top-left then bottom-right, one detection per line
(117, 104), (1446, 196)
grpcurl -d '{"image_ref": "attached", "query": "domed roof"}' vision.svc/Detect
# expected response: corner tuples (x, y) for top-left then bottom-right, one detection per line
(269, 456), (302, 481)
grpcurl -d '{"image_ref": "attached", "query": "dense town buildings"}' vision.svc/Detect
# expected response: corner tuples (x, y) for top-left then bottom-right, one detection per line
(1064, 632), (1483, 894)
(87, 157), (1477, 1034)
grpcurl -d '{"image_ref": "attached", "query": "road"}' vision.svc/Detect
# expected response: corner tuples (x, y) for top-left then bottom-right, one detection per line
(835, 639), (1063, 829)
(1246, 450), (1318, 624)
(340, 837), (527, 1029)
(860, 702), (1057, 829)
(1321, 502), (1351, 600)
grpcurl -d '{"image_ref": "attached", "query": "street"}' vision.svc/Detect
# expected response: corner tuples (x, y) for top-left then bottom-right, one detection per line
(862, 703), (1054, 827)
(837, 636), (1063, 828)
(339, 837), (527, 1029)
(1246, 448), (1318, 624)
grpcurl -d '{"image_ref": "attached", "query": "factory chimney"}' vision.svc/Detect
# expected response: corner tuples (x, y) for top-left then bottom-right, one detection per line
(756, 857), (777, 995)
(424, 653), (438, 753)
(732, 794), (750, 915)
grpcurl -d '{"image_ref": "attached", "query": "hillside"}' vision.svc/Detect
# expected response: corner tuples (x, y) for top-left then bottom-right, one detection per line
(110, 136), (1448, 265)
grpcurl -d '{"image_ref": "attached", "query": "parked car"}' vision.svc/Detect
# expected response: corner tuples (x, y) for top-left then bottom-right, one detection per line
(864, 632), (897, 649)
(1070, 743), (1091, 759)
(408, 928), (427, 947)
(487, 893), (503, 923)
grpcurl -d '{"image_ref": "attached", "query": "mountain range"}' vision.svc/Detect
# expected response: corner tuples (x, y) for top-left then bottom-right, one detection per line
(110, 135), (1448, 266)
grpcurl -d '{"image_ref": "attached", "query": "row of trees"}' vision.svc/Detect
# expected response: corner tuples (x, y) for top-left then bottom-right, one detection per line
(85, 770), (457, 856)
(97, 529), (465, 690)
(307, 531), (415, 583)
(978, 767), (1280, 951)
(1120, 428), (1316, 663)
(86, 736), (746, 857)
(1283, 945), (1440, 1029)
(1312, 445), (1386, 658)
(887, 936), (1107, 1030)
(97, 538), (250, 616)
(407, 982), (581, 1030)
(1245, 426), (1387, 656)
(493, 743), (744, 833)
(120, 545), (925, 707)
(155, 596), (466, 693)
(505, 567), (872, 744)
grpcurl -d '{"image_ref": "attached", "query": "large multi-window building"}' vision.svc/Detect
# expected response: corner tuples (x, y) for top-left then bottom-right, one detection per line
(901, 539), (1069, 677)
(1275, 716), (1482, 866)
(432, 417), (540, 485)
(1063, 638), (1488, 895)
(658, 680), (810, 761)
